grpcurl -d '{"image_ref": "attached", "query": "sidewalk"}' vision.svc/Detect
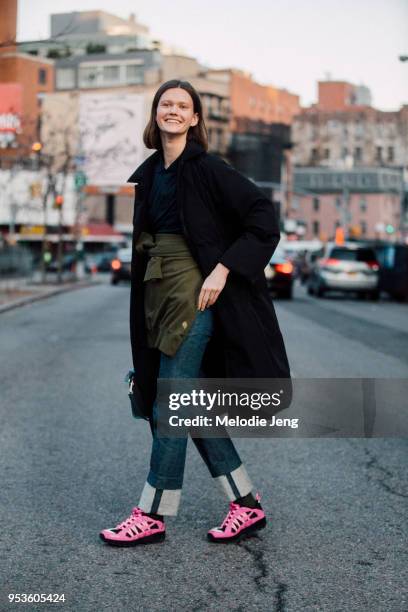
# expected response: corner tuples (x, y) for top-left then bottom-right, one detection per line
(0, 272), (101, 313)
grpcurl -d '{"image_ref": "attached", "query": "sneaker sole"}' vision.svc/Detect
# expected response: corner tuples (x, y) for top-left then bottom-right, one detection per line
(99, 531), (166, 547)
(207, 517), (266, 543)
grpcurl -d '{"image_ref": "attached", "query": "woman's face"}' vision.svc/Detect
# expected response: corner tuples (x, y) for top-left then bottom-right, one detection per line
(156, 87), (199, 137)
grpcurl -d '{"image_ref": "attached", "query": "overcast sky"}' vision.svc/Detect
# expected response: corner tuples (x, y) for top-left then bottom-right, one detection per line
(17, 0), (408, 111)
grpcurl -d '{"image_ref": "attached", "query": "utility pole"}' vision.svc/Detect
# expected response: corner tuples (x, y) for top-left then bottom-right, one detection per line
(341, 185), (350, 239)
(74, 169), (87, 280)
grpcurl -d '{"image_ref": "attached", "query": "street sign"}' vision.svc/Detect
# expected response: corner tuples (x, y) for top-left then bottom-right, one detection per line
(75, 171), (88, 191)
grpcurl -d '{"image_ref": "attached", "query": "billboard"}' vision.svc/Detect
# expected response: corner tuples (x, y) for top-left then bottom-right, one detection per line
(79, 93), (146, 187)
(0, 83), (22, 148)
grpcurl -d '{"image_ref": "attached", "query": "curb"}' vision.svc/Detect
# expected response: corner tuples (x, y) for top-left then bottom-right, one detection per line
(0, 280), (100, 314)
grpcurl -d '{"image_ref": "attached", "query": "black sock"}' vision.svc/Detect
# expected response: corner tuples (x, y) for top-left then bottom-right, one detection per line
(144, 512), (163, 522)
(234, 493), (259, 508)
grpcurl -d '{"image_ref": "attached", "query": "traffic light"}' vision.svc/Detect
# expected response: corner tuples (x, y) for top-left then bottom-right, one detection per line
(385, 224), (395, 234)
(53, 194), (64, 209)
(32, 142), (42, 153)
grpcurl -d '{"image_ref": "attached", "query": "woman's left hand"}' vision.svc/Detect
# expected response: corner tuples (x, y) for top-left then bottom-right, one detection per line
(198, 263), (230, 311)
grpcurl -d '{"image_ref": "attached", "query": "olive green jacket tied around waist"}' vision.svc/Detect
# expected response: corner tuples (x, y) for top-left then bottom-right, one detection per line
(135, 232), (203, 357)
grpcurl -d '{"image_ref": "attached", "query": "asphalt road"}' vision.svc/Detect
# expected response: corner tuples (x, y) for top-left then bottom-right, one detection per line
(1, 280), (407, 611)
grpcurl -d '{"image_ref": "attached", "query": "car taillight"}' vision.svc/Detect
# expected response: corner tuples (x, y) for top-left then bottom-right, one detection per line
(275, 262), (293, 274)
(319, 258), (341, 267)
(111, 259), (121, 271)
(366, 261), (379, 271)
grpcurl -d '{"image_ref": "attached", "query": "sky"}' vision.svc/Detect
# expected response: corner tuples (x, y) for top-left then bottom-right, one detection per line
(17, 0), (408, 111)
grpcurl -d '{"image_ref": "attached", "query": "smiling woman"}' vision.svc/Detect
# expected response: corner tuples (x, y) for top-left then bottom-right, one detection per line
(143, 80), (208, 152)
(100, 78), (291, 547)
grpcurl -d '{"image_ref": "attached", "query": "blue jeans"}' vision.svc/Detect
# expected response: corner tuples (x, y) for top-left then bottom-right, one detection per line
(138, 309), (253, 516)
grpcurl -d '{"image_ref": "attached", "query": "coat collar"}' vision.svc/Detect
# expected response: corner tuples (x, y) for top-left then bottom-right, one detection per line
(127, 139), (205, 183)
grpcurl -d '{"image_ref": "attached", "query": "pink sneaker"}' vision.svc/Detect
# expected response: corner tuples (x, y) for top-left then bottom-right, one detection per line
(100, 507), (165, 546)
(207, 494), (266, 543)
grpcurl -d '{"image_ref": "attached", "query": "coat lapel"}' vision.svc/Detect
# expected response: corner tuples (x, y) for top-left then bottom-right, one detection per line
(127, 140), (205, 184)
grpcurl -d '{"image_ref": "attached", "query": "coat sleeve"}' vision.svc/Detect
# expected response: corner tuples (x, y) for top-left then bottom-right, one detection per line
(205, 155), (281, 282)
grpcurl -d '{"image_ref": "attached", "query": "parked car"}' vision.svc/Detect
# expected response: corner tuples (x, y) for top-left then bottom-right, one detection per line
(264, 247), (294, 299)
(111, 248), (132, 285)
(374, 243), (408, 302)
(307, 242), (380, 299)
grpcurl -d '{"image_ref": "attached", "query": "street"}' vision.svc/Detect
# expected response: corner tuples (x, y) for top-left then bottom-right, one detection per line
(1, 281), (407, 611)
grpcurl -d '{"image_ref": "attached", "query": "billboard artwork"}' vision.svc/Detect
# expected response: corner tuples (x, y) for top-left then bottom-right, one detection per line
(0, 83), (23, 148)
(79, 93), (146, 187)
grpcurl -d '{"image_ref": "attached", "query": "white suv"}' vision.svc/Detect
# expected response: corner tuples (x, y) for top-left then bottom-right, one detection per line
(307, 242), (380, 300)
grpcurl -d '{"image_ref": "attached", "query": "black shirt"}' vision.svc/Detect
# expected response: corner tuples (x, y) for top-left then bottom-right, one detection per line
(148, 153), (183, 234)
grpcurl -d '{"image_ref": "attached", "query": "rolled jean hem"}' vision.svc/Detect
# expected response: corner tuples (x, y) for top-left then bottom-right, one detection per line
(213, 464), (253, 501)
(139, 481), (181, 516)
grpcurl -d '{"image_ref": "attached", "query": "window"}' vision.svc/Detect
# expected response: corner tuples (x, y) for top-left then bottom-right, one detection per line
(360, 198), (367, 213)
(360, 221), (367, 235)
(354, 147), (362, 161)
(342, 147), (348, 158)
(330, 247), (376, 262)
(312, 220), (320, 236)
(38, 68), (47, 85)
(126, 65), (143, 84)
(376, 146), (382, 162)
(56, 68), (75, 90)
(311, 148), (318, 161)
(324, 148), (330, 159)
(387, 146), (394, 162)
(335, 196), (342, 209)
(313, 197), (320, 211)
(103, 65), (119, 83)
(79, 66), (100, 87)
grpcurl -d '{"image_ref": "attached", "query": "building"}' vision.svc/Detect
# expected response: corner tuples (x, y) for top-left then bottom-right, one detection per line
(292, 105), (408, 170)
(0, 0), (54, 162)
(292, 80), (408, 170)
(288, 78), (408, 242)
(206, 68), (300, 130)
(19, 10), (152, 58)
(205, 68), (299, 201)
(291, 167), (405, 242)
(316, 80), (372, 111)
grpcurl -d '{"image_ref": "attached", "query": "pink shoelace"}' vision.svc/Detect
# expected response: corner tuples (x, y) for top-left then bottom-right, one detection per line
(221, 502), (247, 531)
(115, 507), (154, 532)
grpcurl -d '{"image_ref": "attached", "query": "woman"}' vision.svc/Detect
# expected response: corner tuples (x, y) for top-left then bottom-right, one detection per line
(100, 80), (291, 546)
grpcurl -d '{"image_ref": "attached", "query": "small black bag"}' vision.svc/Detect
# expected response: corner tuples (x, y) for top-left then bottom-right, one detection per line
(124, 369), (149, 420)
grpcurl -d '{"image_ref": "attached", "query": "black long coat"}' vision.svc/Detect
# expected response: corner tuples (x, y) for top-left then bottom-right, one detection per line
(127, 139), (291, 417)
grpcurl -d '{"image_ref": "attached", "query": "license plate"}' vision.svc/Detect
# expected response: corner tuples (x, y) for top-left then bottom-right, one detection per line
(347, 271), (358, 276)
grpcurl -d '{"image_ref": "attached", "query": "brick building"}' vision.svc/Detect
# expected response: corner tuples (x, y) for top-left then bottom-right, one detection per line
(291, 167), (405, 242)
(206, 68), (300, 130)
(0, 0), (54, 162)
(287, 79), (408, 242)
(292, 80), (408, 170)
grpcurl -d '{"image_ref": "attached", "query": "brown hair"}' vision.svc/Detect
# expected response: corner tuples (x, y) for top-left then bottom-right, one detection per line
(143, 80), (208, 150)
